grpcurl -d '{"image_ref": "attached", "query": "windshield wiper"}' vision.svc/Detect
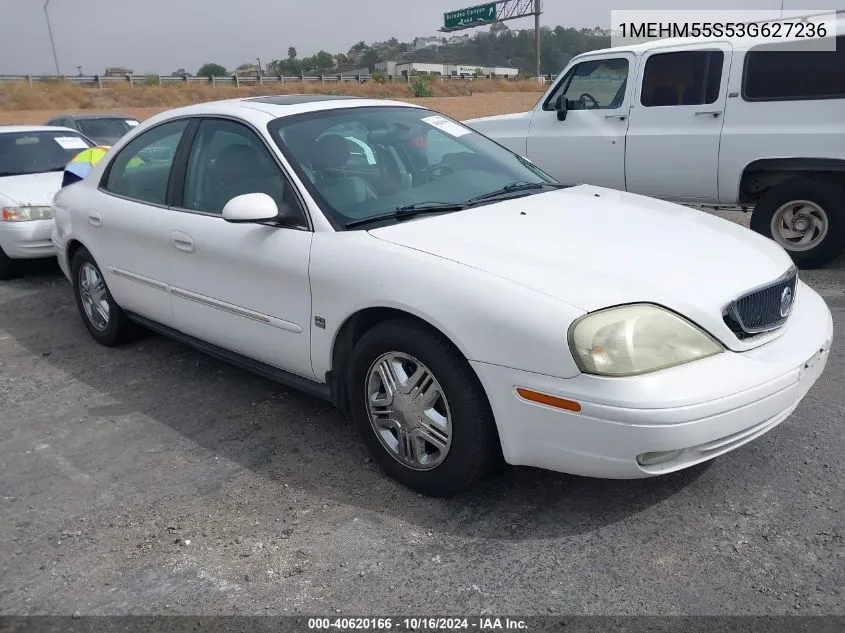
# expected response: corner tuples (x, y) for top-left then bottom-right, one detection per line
(345, 202), (468, 229)
(467, 181), (564, 203)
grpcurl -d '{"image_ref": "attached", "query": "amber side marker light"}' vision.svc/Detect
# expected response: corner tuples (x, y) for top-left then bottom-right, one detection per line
(516, 388), (582, 412)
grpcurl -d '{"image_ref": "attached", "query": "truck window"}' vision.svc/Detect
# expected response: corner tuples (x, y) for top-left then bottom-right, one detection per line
(743, 35), (845, 101)
(543, 58), (629, 111)
(640, 50), (724, 107)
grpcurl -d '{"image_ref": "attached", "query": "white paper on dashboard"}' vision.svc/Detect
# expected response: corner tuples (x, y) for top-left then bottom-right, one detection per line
(54, 136), (89, 150)
(421, 115), (472, 137)
(126, 120), (140, 127)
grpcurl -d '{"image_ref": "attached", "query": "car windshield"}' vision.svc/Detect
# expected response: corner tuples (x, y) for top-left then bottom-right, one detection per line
(78, 118), (137, 141)
(0, 131), (94, 177)
(268, 106), (559, 229)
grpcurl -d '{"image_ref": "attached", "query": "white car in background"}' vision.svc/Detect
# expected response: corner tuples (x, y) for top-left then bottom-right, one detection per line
(0, 126), (94, 279)
(51, 96), (832, 496)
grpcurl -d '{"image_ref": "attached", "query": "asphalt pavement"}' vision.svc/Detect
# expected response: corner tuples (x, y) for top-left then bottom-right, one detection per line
(0, 211), (843, 617)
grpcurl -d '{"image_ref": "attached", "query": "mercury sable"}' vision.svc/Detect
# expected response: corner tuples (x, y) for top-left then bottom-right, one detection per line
(51, 96), (833, 496)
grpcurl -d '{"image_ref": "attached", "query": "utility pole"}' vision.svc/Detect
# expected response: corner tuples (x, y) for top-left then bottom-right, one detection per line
(44, 0), (61, 76)
(534, 0), (541, 79)
(256, 57), (262, 74)
(76, 65), (82, 76)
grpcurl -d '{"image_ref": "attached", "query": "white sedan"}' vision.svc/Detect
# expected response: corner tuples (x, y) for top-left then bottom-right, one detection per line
(0, 126), (94, 278)
(51, 96), (833, 496)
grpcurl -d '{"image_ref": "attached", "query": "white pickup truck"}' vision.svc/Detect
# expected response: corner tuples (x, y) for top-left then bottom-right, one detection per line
(466, 15), (845, 269)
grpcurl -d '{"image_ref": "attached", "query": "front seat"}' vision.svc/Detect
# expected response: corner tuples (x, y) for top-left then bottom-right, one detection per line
(649, 85), (679, 107)
(309, 134), (378, 208)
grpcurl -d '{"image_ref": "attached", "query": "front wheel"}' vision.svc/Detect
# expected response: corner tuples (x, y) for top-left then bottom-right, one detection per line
(750, 178), (845, 269)
(348, 319), (501, 496)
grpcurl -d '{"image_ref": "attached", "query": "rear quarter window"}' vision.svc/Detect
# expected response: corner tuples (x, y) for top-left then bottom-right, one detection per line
(742, 35), (845, 101)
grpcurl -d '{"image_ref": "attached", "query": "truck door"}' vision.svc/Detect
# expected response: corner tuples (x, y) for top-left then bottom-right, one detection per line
(525, 53), (634, 190)
(624, 43), (732, 201)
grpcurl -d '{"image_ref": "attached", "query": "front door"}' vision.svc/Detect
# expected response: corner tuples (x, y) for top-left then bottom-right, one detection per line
(624, 44), (732, 201)
(526, 54), (634, 190)
(166, 117), (315, 379)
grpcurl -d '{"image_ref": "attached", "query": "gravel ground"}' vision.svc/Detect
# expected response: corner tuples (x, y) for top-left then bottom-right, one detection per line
(0, 209), (843, 618)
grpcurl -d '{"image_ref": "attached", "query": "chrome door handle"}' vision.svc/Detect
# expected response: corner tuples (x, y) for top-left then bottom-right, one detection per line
(87, 212), (102, 227)
(695, 110), (722, 117)
(171, 231), (195, 253)
(605, 114), (627, 120)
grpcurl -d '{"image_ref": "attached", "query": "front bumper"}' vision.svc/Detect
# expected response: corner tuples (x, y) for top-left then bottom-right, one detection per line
(472, 281), (833, 478)
(0, 219), (56, 260)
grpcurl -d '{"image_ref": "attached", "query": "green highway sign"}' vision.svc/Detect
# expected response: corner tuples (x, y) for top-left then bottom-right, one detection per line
(443, 2), (497, 30)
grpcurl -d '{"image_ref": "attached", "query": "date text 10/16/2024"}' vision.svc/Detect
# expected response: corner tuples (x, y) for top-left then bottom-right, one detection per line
(308, 617), (529, 631)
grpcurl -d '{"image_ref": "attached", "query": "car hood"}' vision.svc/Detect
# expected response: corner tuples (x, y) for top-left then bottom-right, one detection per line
(368, 185), (795, 351)
(0, 172), (63, 206)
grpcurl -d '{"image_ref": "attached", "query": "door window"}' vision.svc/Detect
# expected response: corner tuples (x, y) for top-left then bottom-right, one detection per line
(544, 58), (630, 111)
(640, 50), (724, 107)
(181, 118), (304, 223)
(102, 119), (188, 205)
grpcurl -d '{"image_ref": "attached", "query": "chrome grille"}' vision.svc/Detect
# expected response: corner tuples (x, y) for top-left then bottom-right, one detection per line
(723, 268), (798, 339)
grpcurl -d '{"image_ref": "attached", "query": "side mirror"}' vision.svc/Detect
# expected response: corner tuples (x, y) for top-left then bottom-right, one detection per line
(222, 193), (281, 223)
(554, 94), (568, 121)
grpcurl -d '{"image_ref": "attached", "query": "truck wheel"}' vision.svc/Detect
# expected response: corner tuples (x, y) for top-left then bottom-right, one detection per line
(348, 319), (501, 497)
(0, 247), (20, 280)
(750, 178), (845, 269)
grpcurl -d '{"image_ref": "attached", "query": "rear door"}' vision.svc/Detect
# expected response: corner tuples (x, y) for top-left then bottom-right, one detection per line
(624, 44), (732, 201)
(90, 118), (191, 326)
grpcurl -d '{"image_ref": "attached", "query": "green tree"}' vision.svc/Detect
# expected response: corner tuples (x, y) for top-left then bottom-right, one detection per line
(287, 46), (297, 60)
(314, 50), (335, 71)
(197, 62), (227, 78)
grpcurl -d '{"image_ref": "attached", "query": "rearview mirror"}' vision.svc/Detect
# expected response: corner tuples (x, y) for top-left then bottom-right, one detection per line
(222, 193), (281, 223)
(554, 94), (568, 121)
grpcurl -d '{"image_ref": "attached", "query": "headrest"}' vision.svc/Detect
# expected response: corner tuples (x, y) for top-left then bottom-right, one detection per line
(214, 144), (260, 178)
(311, 134), (350, 170)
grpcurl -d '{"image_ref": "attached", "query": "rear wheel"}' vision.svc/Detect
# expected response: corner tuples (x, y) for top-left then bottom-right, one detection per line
(0, 247), (20, 280)
(348, 319), (501, 496)
(71, 247), (135, 346)
(750, 178), (845, 269)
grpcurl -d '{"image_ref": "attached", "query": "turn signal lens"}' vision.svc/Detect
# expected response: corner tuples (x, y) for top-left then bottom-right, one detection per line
(516, 388), (581, 412)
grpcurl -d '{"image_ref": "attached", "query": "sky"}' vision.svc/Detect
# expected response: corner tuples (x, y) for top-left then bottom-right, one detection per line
(0, 0), (840, 75)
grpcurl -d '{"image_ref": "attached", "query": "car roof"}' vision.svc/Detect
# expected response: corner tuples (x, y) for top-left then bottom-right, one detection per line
(246, 94), (366, 105)
(56, 114), (134, 121)
(149, 95), (424, 121)
(0, 125), (80, 134)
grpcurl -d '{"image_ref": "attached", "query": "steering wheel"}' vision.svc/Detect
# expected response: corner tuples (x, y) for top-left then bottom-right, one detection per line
(578, 93), (599, 109)
(421, 163), (455, 183)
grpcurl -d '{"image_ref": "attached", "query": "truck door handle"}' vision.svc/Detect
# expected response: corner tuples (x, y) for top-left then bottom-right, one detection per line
(605, 114), (627, 120)
(87, 212), (102, 227)
(171, 231), (195, 253)
(695, 110), (722, 117)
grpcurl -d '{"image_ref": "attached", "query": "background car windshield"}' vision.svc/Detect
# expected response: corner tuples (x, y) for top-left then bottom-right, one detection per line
(0, 131), (93, 177)
(78, 118), (134, 140)
(268, 106), (556, 227)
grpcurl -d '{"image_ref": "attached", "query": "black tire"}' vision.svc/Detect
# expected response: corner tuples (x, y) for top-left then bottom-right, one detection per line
(0, 247), (20, 280)
(348, 319), (501, 497)
(750, 178), (845, 269)
(71, 247), (135, 346)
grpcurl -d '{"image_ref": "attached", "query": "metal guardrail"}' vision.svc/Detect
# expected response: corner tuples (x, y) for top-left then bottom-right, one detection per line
(0, 73), (548, 87)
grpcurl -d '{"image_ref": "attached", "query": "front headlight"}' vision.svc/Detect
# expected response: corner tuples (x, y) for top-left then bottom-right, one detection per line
(1, 206), (55, 222)
(568, 304), (723, 377)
